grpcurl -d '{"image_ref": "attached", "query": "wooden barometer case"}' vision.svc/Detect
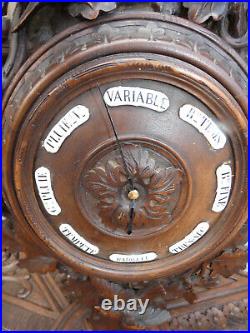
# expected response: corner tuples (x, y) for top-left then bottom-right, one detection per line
(2, 2), (248, 330)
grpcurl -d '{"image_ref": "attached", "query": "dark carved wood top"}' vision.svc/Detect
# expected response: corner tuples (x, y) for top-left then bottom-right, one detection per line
(2, 3), (248, 330)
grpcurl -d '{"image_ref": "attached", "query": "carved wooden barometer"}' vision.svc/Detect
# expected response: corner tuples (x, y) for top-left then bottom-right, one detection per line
(2, 3), (248, 330)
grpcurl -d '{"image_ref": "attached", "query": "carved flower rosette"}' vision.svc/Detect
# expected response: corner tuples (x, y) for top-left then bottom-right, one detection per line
(83, 144), (183, 236)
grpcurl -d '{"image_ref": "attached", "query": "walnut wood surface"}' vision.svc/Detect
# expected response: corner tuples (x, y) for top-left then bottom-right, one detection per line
(2, 3), (248, 330)
(3, 12), (247, 282)
(2, 251), (248, 330)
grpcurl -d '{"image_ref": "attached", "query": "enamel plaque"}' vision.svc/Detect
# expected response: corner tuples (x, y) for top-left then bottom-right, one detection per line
(35, 167), (61, 215)
(179, 104), (226, 149)
(43, 105), (89, 153)
(109, 252), (157, 263)
(59, 224), (99, 255)
(169, 222), (209, 254)
(103, 86), (169, 112)
(212, 164), (232, 212)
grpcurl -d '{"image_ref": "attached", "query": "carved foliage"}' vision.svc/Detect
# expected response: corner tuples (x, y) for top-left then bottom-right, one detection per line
(220, 2), (248, 51)
(168, 299), (248, 331)
(183, 2), (248, 57)
(84, 144), (182, 230)
(211, 249), (247, 278)
(2, 250), (32, 299)
(183, 2), (229, 23)
(68, 2), (117, 20)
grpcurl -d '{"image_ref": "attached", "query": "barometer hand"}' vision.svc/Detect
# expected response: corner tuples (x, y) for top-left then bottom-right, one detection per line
(97, 84), (134, 191)
(127, 199), (136, 235)
(127, 189), (139, 235)
(97, 84), (138, 234)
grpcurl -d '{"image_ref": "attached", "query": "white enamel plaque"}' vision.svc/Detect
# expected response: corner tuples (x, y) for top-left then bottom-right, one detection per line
(169, 222), (209, 254)
(59, 224), (99, 255)
(103, 86), (169, 112)
(179, 104), (226, 149)
(109, 252), (157, 263)
(43, 105), (90, 153)
(212, 164), (232, 212)
(35, 167), (61, 215)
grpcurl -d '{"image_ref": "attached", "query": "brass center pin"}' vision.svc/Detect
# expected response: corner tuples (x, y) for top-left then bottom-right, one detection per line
(128, 189), (139, 201)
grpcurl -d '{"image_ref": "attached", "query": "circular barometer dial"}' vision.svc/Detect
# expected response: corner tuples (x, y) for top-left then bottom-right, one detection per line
(3, 14), (247, 281)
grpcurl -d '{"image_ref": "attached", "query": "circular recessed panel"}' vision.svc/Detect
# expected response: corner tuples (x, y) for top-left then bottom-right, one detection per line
(31, 77), (234, 263)
(3, 14), (247, 281)
(80, 141), (185, 237)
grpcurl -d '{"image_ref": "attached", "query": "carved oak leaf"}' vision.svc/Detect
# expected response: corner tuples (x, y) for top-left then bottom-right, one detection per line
(154, 2), (181, 15)
(211, 249), (247, 278)
(225, 223), (248, 249)
(68, 2), (117, 20)
(183, 2), (229, 24)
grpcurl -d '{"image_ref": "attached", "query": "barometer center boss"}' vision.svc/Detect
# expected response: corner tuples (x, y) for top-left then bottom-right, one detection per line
(3, 14), (247, 281)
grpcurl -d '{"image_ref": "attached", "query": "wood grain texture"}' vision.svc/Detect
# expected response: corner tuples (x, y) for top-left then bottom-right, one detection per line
(2, 249), (248, 330)
(3, 12), (247, 281)
(2, 3), (248, 330)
